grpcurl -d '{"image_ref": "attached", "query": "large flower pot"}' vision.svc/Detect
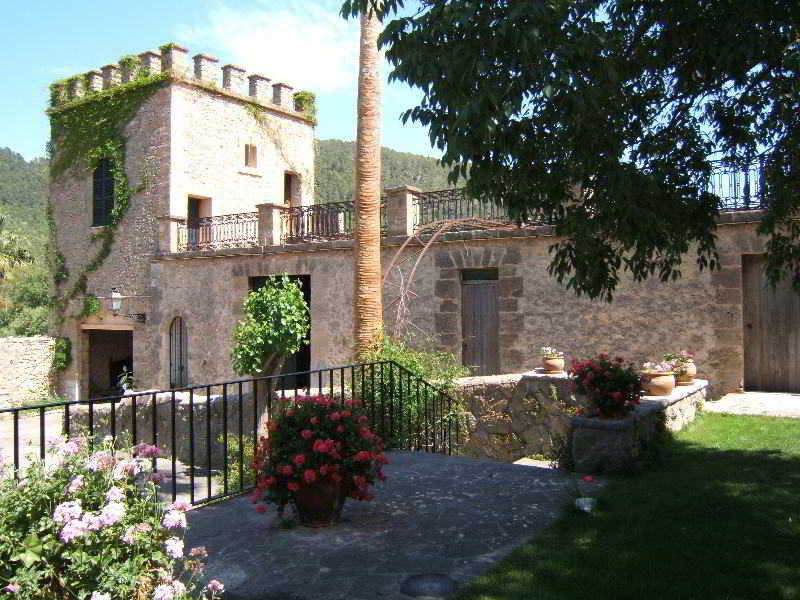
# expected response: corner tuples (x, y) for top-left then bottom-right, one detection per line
(291, 478), (348, 527)
(676, 360), (697, 386)
(542, 357), (565, 373)
(642, 372), (676, 396)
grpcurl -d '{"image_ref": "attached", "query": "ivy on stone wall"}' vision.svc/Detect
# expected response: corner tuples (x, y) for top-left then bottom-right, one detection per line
(47, 61), (166, 327)
(292, 91), (317, 125)
(52, 336), (72, 371)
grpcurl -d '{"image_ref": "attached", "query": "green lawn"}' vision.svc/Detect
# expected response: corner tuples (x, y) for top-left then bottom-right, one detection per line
(455, 413), (800, 600)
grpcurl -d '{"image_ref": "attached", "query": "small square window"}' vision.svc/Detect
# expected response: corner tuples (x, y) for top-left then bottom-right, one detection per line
(244, 144), (257, 168)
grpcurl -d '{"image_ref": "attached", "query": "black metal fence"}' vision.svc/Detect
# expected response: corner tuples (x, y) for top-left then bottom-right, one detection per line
(709, 159), (768, 211)
(281, 202), (387, 244)
(0, 361), (461, 507)
(176, 212), (259, 252)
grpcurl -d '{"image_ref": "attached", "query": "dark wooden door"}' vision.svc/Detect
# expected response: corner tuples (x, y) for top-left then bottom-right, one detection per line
(169, 317), (188, 389)
(461, 280), (499, 375)
(743, 254), (800, 392)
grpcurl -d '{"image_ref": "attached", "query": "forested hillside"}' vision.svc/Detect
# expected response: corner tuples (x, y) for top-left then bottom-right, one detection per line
(0, 148), (48, 255)
(315, 139), (452, 203)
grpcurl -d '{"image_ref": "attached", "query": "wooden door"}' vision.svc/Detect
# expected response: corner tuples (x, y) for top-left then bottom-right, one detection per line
(742, 254), (800, 392)
(169, 317), (188, 389)
(461, 279), (499, 375)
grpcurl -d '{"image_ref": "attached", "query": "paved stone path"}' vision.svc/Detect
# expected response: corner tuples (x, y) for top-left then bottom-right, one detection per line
(705, 392), (800, 418)
(185, 451), (579, 600)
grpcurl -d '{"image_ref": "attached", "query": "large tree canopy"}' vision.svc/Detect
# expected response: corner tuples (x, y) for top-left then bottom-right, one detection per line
(342, 0), (799, 300)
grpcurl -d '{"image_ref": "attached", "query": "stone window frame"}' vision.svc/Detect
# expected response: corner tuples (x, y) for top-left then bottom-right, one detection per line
(244, 143), (258, 168)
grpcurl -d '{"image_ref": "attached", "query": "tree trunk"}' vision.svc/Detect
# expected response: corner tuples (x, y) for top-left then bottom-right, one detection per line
(353, 9), (383, 360)
(255, 352), (286, 438)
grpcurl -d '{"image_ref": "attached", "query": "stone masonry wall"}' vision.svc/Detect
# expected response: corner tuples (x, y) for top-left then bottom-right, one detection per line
(135, 217), (765, 397)
(172, 82), (315, 215)
(0, 336), (55, 408)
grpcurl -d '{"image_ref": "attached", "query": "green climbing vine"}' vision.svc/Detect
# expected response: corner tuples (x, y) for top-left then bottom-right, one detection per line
(52, 337), (73, 372)
(47, 58), (167, 326)
(292, 91), (317, 124)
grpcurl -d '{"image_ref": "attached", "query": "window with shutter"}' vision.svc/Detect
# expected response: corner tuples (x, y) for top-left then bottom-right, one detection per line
(245, 144), (257, 168)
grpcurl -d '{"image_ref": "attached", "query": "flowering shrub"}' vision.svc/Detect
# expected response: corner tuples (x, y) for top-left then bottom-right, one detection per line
(252, 395), (388, 514)
(641, 361), (675, 374)
(664, 350), (695, 373)
(568, 354), (642, 418)
(0, 438), (223, 599)
(541, 346), (564, 358)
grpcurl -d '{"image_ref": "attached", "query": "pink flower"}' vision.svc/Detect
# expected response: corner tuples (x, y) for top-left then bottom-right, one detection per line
(354, 451), (372, 462)
(5, 583), (20, 593)
(53, 501), (83, 524)
(278, 464), (293, 476)
(149, 472), (167, 484)
(66, 475), (85, 494)
(319, 465), (331, 476)
(190, 546), (208, 558)
(100, 502), (126, 526)
(582, 475), (595, 482)
(164, 536), (184, 559)
(331, 472), (343, 482)
(328, 411), (341, 421)
(340, 410), (352, 418)
(310, 416), (320, 425)
(112, 459), (143, 480)
(292, 454), (306, 467)
(86, 451), (114, 472)
(287, 482), (300, 492)
(132, 443), (162, 458)
(152, 584), (175, 600)
(358, 416), (368, 423)
(303, 469), (317, 483)
(106, 486), (125, 503)
(168, 500), (192, 512)
(207, 580), (225, 593)
(255, 504), (267, 513)
(162, 510), (187, 529)
(82, 513), (104, 531)
(300, 429), (314, 440)
(60, 519), (88, 543)
(286, 408), (295, 417)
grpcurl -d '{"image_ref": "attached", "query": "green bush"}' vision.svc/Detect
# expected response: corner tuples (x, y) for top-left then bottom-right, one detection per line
(361, 335), (469, 451)
(215, 434), (256, 490)
(0, 438), (224, 599)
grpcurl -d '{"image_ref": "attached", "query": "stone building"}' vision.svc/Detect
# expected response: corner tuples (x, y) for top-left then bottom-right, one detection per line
(50, 44), (798, 402)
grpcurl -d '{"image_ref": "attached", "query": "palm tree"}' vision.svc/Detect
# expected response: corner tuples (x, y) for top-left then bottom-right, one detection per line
(0, 216), (32, 279)
(353, 8), (383, 358)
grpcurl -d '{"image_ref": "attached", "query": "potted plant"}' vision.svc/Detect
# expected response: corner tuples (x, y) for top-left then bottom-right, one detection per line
(664, 350), (697, 385)
(568, 354), (642, 418)
(117, 366), (134, 394)
(641, 361), (676, 396)
(541, 346), (565, 373)
(252, 394), (387, 527)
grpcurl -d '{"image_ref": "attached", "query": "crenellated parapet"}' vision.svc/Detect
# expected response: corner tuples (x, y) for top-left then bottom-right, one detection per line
(48, 43), (316, 123)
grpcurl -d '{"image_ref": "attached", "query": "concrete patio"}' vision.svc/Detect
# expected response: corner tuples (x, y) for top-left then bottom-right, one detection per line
(185, 451), (580, 600)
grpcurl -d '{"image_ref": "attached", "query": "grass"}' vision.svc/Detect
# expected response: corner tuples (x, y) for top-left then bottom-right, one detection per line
(454, 413), (800, 600)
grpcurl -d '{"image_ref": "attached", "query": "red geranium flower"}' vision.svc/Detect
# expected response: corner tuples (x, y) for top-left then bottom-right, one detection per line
(293, 454), (306, 467)
(303, 469), (317, 483)
(300, 429), (314, 440)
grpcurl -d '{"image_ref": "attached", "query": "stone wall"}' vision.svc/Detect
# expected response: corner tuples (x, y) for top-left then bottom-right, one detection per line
(0, 336), (55, 408)
(454, 370), (706, 473)
(570, 380), (706, 473)
(136, 217), (761, 398)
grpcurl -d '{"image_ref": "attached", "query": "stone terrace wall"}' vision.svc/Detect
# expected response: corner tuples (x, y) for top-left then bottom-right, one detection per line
(0, 336), (55, 408)
(456, 371), (706, 471)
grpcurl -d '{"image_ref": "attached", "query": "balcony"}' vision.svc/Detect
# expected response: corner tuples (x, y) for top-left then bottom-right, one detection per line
(158, 163), (770, 255)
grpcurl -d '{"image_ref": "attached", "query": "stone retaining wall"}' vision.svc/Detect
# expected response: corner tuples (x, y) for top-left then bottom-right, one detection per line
(0, 336), (55, 408)
(570, 380), (706, 473)
(456, 371), (706, 472)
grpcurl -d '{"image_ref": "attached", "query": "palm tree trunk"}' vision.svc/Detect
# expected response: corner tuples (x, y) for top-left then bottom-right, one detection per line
(353, 9), (383, 359)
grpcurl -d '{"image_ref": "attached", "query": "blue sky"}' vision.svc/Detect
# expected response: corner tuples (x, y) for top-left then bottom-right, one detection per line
(0, 0), (439, 161)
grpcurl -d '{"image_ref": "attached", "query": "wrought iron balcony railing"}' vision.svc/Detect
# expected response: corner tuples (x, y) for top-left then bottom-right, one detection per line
(176, 212), (259, 252)
(709, 159), (768, 211)
(281, 201), (386, 244)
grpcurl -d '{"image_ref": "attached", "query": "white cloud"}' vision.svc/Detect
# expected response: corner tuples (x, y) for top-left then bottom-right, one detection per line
(178, 1), (360, 93)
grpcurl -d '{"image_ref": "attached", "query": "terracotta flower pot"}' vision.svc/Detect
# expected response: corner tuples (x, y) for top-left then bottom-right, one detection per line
(542, 357), (565, 373)
(642, 372), (676, 396)
(675, 360), (697, 386)
(291, 478), (349, 527)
